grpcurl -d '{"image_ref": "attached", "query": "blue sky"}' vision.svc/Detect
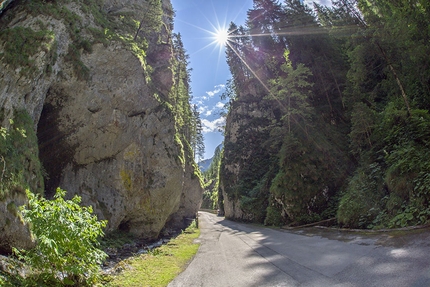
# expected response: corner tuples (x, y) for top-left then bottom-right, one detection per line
(171, 0), (331, 160)
(172, 0), (253, 160)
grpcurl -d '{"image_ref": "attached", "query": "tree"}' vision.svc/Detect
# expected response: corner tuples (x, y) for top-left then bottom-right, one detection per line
(172, 33), (205, 163)
(201, 145), (223, 210)
(268, 51), (313, 134)
(225, 22), (251, 86)
(221, 0), (430, 228)
(191, 104), (205, 162)
(247, 0), (286, 78)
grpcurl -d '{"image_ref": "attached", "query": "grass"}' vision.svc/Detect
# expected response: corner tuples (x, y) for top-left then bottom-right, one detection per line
(0, 222), (200, 286)
(105, 221), (200, 287)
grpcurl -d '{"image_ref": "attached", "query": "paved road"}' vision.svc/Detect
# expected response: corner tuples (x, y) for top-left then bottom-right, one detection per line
(168, 211), (430, 287)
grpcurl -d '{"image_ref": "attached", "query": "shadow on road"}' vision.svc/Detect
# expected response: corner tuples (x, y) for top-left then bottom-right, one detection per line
(209, 214), (430, 287)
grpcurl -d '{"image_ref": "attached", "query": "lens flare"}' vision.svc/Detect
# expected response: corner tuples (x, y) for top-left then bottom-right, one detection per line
(214, 28), (229, 46)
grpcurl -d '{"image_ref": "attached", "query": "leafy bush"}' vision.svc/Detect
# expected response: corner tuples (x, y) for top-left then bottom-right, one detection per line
(388, 204), (430, 228)
(379, 108), (430, 227)
(382, 108), (430, 202)
(14, 188), (107, 286)
(337, 164), (385, 228)
(100, 230), (137, 250)
(339, 107), (430, 229)
(264, 199), (285, 227)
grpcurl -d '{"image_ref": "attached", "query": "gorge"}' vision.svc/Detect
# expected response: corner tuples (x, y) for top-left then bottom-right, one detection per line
(2, 0), (430, 265)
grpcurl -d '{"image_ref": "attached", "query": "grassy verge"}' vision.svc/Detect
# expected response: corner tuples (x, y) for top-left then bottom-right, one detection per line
(105, 222), (200, 287)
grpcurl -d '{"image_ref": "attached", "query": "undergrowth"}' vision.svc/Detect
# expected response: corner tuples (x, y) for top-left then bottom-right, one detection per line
(105, 220), (200, 287)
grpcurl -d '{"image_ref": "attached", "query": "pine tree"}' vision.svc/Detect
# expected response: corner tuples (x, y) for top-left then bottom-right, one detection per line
(225, 22), (252, 87)
(171, 33), (204, 166)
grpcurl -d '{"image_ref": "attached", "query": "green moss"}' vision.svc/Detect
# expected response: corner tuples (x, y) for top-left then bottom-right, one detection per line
(0, 27), (55, 75)
(15, 0), (161, 80)
(0, 110), (44, 200)
(6, 202), (17, 217)
(64, 43), (90, 81)
(120, 169), (133, 191)
(174, 134), (185, 166)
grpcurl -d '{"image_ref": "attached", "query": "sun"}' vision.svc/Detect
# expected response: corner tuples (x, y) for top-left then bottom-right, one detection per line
(214, 28), (229, 46)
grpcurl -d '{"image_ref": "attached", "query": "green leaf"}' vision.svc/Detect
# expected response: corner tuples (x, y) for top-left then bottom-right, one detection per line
(63, 277), (75, 285)
(15, 189), (107, 285)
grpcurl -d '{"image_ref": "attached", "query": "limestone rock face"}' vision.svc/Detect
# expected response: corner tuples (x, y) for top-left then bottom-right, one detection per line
(166, 158), (203, 230)
(220, 80), (274, 221)
(40, 42), (186, 238)
(0, 0), (202, 251)
(0, 193), (35, 254)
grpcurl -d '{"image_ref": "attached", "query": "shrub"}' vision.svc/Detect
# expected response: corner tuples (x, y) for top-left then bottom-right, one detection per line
(264, 200), (285, 227)
(337, 165), (385, 228)
(14, 188), (107, 286)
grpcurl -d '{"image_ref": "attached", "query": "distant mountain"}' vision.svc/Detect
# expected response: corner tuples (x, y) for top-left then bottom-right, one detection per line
(198, 157), (213, 172)
(198, 144), (223, 172)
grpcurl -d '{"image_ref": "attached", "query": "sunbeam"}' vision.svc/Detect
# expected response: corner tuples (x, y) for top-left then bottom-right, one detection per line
(213, 28), (229, 46)
(224, 38), (272, 95)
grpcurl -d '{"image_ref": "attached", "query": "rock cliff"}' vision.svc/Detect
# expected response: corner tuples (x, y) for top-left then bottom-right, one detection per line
(220, 79), (274, 222)
(0, 0), (202, 253)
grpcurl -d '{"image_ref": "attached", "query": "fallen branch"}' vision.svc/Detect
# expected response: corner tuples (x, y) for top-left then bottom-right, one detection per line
(281, 218), (336, 230)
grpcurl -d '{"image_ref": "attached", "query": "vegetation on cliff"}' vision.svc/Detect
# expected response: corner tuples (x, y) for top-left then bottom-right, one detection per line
(171, 32), (205, 165)
(0, 110), (44, 200)
(219, 0), (430, 229)
(201, 145), (223, 210)
(1, 0), (203, 284)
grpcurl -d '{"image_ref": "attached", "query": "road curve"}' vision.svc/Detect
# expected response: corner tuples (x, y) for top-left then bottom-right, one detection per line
(168, 211), (430, 287)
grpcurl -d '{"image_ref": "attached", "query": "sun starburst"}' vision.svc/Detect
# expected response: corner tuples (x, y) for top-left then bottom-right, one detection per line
(212, 27), (229, 46)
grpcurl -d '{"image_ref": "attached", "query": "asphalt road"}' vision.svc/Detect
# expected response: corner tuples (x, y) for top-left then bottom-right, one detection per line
(168, 211), (430, 287)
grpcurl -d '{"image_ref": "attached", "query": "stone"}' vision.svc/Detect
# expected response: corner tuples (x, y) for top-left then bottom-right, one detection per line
(0, 193), (35, 254)
(0, 0), (202, 252)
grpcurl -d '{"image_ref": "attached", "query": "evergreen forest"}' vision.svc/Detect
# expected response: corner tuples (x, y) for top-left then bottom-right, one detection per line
(205, 0), (430, 229)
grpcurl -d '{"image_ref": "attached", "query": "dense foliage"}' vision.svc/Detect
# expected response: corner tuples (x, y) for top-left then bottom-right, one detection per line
(171, 33), (205, 163)
(220, 0), (430, 228)
(201, 145), (223, 210)
(13, 188), (107, 286)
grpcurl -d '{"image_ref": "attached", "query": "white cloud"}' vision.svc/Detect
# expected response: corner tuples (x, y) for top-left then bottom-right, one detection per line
(303, 0), (331, 7)
(206, 84), (225, 97)
(198, 106), (208, 114)
(205, 110), (212, 116)
(201, 117), (226, 133)
(215, 102), (225, 109)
